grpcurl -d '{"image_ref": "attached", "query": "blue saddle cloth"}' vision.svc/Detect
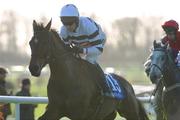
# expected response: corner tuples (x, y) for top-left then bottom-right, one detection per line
(105, 73), (125, 100)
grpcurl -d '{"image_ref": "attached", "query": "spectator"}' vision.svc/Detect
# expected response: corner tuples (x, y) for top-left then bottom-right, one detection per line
(16, 78), (37, 120)
(0, 67), (11, 120)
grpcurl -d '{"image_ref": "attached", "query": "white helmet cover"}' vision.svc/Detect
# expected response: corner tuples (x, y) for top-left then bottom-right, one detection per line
(60, 4), (79, 17)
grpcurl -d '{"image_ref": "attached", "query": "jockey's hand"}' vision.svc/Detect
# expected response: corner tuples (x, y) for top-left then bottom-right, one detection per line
(65, 44), (72, 52)
(71, 46), (83, 54)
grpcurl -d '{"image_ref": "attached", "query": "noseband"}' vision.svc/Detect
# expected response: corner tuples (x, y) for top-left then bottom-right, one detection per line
(151, 63), (164, 75)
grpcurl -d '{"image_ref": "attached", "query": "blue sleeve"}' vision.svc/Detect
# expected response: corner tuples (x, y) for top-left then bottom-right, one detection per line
(83, 18), (100, 41)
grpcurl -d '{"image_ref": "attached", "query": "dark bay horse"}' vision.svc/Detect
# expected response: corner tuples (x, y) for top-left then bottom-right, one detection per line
(149, 40), (180, 120)
(28, 20), (149, 120)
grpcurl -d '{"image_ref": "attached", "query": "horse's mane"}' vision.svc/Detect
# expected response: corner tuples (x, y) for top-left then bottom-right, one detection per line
(152, 41), (167, 52)
(51, 29), (62, 41)
(34, 23), (45, 31)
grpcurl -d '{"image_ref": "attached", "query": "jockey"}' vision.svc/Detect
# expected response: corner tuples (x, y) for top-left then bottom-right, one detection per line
(161, 20), (180, 64)
(59, 4), (112, 97)
(145, 20), (180, 79)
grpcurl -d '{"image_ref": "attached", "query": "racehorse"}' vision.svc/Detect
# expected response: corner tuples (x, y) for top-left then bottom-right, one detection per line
(149, 40), (180, 120)
(28, 19), (149, 120)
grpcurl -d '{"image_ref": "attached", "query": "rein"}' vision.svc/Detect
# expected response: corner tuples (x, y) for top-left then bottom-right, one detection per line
(151, 63), (164, 75)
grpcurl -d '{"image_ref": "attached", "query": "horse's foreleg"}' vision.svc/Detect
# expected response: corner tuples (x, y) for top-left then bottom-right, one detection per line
(102, 111), (117, 120)
(38, 104), (61, 120)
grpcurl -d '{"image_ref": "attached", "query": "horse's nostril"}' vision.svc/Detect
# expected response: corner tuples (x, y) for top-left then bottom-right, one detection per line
(150, 74), (158, 84)
(29, 64), (40, 76)
(33, 65), (39, 71)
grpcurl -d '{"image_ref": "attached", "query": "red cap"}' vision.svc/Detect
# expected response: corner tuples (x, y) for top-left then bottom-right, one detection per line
(162, 20), (179, 30)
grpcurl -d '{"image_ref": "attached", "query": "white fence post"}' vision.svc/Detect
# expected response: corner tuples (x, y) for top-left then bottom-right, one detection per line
(15, 104), (20, 120)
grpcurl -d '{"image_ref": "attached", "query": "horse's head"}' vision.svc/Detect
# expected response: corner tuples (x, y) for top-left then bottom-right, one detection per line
(29, 20), (52, 76)
(149, 40), (169, 82)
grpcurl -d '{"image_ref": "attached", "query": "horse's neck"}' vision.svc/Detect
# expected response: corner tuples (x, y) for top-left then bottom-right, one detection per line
(164, 65), (179, 87)
(50, 40), (66, 57)
(49, 57), (81, 80)
(49, 56), (73, 76)
(49, 58), (96, 88)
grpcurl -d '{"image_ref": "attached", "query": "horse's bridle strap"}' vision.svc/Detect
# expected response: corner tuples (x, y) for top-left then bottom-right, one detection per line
(151, 63), (163, 74)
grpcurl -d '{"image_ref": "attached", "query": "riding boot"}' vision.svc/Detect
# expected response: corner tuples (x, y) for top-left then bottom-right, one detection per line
(94, 64), (113, 98)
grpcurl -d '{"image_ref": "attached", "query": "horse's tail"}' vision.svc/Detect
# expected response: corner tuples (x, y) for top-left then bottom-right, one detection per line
(137, 98), (150, 120)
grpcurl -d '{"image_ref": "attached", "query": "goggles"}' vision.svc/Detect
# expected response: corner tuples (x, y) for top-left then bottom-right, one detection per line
(163, 27), (176, 34)
(60, 17), (78, 26)
(62, 21), (74, 26)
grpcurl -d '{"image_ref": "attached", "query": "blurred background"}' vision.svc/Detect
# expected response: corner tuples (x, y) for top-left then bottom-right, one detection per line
(0, 0), (179, 119)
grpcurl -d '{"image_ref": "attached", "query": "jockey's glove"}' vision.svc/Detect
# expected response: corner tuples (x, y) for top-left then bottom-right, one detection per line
(71, 46), (84, 54)
(65, 44), (72, 51)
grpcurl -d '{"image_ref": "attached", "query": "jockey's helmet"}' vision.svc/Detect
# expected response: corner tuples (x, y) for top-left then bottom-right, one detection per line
(60, 4), (79, 26)
(0, 67), (7, 75)
(162, 20), (179, 33)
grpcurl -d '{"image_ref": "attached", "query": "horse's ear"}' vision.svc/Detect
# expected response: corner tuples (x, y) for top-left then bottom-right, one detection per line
(33, 20), (37, 31)
(45, 19), (52, 30)
(153, 40), (157, 47)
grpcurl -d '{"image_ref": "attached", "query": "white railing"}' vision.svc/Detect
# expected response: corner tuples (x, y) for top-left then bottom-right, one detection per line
(0, 96), (153, 120)
(0, 96), (48, 120)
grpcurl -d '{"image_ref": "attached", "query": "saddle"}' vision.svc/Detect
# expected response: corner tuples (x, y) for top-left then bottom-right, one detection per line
(104, 73), (125, 100)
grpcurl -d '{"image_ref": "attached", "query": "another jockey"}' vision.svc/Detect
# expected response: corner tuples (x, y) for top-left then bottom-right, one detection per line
(59, 4), (112, 97)
(145, 20), (180, 78)
(161, 20), (180, 63)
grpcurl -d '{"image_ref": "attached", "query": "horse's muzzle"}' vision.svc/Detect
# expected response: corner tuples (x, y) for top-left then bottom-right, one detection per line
(149, 74), (160, 84)
(29, 64), (41, 77)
